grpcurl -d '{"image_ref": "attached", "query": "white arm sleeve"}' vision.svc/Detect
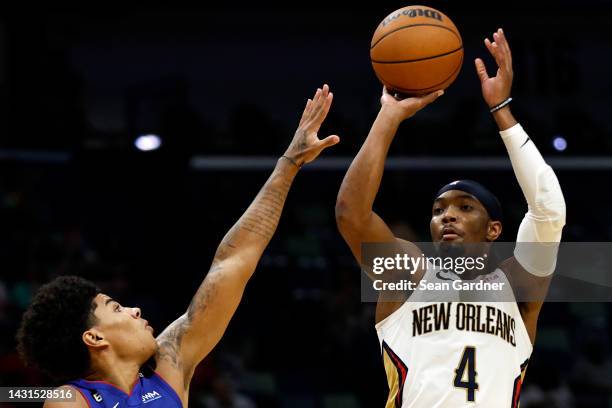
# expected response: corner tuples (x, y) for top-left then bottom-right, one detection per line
(500, 123), (566, 276)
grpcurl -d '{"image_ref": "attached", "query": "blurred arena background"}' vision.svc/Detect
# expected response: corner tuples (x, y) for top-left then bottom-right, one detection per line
(1, 2), (612, 407)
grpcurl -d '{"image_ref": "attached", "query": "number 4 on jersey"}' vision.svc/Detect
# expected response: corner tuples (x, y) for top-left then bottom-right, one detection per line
(454, 346), (479, 402)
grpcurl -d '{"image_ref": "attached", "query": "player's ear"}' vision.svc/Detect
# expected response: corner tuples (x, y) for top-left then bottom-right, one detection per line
(83, 328), (108, 349)
(486, 220), (502, 241)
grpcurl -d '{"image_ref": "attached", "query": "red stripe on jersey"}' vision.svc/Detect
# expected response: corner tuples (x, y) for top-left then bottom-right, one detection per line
(382, 341), (408, 408)
(511, 358), (529, 408)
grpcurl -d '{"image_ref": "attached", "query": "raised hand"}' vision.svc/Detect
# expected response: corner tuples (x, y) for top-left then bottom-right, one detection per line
(475, 28), (513, 108)
(380, 86), (444, 123)
(283, 84), (340, 167)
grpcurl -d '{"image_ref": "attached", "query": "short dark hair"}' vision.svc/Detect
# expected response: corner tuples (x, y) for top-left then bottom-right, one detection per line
(16, 276), (100, 382)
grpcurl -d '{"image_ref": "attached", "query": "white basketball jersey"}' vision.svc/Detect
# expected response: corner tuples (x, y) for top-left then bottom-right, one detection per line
(376, 265), (532, 408)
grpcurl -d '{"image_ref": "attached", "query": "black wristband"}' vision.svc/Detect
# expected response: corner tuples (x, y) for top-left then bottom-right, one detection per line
(281, 155), (301, 168)
(489, 97), (512, 113)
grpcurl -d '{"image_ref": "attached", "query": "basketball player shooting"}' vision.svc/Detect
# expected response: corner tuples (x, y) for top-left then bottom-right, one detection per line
(336, 29), (566, 406)
(16, 85), (339, 408)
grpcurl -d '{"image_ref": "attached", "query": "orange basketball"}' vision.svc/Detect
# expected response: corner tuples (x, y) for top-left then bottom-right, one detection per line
(370, 5), (463, 95)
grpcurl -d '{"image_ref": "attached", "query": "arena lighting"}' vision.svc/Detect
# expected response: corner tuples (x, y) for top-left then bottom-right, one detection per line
(553, 136), (567, 152)
(134, 134), (162, 152)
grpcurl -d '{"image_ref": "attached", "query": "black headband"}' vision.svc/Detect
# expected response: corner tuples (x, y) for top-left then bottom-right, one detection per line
(435, 180), (503, 222)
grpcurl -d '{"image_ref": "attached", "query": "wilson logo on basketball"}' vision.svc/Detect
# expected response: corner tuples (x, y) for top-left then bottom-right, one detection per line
(382, 8), (443, 27)
(371, 6), (463, 95)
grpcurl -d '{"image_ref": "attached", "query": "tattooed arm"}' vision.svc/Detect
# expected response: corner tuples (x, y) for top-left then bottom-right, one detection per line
(154, 84), (339, 397)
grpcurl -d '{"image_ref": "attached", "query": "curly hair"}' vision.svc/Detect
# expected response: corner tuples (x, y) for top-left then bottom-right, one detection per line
(16, 276), (100, 382)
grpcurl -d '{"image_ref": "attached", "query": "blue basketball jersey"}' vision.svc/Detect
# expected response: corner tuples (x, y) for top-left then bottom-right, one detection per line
(67, 368), (182, 408)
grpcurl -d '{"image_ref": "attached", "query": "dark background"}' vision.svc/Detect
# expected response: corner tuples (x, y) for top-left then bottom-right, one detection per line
(1, 2), (612, 407)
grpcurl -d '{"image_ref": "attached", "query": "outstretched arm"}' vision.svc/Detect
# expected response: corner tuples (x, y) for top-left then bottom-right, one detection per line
(155, 85), (339, 393)
(335, 87), (443, 263)
(476, 29), (566, 342)
(475, 29), (518, 131)
(335, 87), (443, 322)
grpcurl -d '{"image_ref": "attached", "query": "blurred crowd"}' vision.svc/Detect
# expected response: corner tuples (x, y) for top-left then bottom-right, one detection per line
(1, 163), (612, 407)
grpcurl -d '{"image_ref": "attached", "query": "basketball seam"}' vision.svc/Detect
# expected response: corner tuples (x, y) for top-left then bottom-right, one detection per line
(393, 55), (463, 92)
(370, 23), (461, 50)
(372, 46), (463, 64)
(375, 52), (463, 92)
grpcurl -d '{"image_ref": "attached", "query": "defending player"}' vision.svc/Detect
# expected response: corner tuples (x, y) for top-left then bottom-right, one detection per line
(335, 29), (565, 406)
(17, 85), (339, 407)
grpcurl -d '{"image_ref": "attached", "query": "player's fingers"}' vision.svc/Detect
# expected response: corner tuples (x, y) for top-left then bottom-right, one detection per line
(497, 28), (510, 55)
(317, 134), (340, 150)
(313, 84), (329, 109)
(418, 89), (444, 108)
(493, 32), (508, 63)
(299, 99), (313, 127)
(310, 92), (333, 129)
(487, 37), (506, 72)
(312, 87), (322, 105)
(485, 37), (503, 67)
(303, 86), (326, 124)
(315, 84), (328, 105)
(381, 86), (398, 103)
(474, 58), (490, 83)
(498, 28), (513, 71)
(492, 30), (512, 71)
(484, 37), (496, 57)
(305, 98), (313, 115)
